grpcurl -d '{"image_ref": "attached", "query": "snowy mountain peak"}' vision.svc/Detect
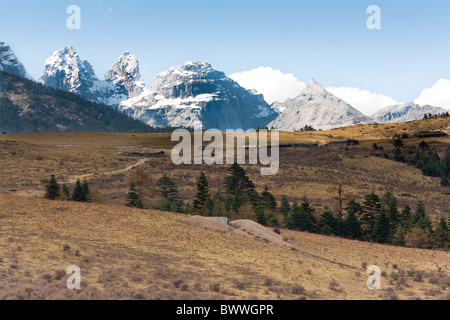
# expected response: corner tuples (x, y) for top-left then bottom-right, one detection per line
(104, 52), (145, 98)
(302, 78), (328, 96)
(39, 46), (99, 98)
(119, 61), (277, 130)
(0, 41), (33, 79)
(371, 103), (448, 123)
(151, 61), (230, 96)
(270, 79), (374, 131)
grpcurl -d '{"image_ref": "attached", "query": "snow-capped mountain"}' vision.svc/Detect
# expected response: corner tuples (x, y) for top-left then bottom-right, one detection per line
(0, 41), (32, 79)
(119, 61), (277, 130)
(269, 79), (375, 131)
(104, 52), (145, 99)
(371, 103), (448, 123)
(39, 46), (108, 103)
(39, 47), (145, 107)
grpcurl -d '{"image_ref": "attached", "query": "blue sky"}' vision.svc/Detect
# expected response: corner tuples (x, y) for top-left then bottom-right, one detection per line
(1, 0), (450, 107)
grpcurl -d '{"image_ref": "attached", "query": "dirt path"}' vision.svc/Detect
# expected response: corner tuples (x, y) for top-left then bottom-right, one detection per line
(66, 158), (149, 183)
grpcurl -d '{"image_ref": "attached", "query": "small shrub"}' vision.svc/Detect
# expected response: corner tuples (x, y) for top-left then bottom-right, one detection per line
(329, 279), (340, 291)
(210, 283), (221, 292)
(172, 279), (184, 288)
(290, 283), (306, 295)
(180, 283), (189, 291)
(273, 228), (281, 235)
(63, 244), (71, 251)
(54, 269), (66, 280)
(263, 277), (273, 286)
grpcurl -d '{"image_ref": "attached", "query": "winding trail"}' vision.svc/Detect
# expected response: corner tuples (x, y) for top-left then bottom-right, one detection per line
(66, 158), (149, 183)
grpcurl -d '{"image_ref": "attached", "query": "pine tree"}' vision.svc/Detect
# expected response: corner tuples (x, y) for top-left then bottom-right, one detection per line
(400, 205), (412, 228)
(287, 199), (316, 232)
(81, 179), (90, 202)
(412, 201), (432, 232)
(319, 210), (338, 235)
(44, 175), (60, 200)
(382, 192), (399, 227)
(71, 179), (85, 202)
(362, 192), (381, 234)
(193, 172), (211, 215)
(279, 195), (291, 221)
(372, 209), (391, 244)
(346, 200), (363, 217)
(126, 183), (143, 208)
(260, 185), (277, 212)
(156, 174), (178, 201)
(391, 135), (404, 162)
(255, 207), (267, 226)
(224, 163), (259, 211)
(435, 217), (449, 248)
(342, 211), (362, 240)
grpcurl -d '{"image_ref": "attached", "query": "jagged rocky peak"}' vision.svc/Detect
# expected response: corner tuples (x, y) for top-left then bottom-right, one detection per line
(302, 78), (328, 96)
(104, 51), (145, 98)
(151, 61), (232, 98)
(119, 61), (277, 130)
(269, 79), (375, 131)
(0, 41), (32, 79)
(39, 46), (99, 99)
(371, 103), (448, 123)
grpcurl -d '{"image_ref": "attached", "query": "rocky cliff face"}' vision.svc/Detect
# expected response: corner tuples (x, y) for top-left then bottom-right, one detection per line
(104, 51), (145, 98)
(39, 47), (145, 107)
(269, 79), (375, 131)
(119, 61), (277, 130)
(371, 103), (448, 123)
(0, 42), (32, 79)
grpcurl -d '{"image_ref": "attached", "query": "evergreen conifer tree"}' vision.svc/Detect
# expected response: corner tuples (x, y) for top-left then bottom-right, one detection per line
(342, 210), (362, 240)
(372, 209), (391, 243)
(193, 172), (211, 215)
(71, 179), (85, 202)
(44, 175), (60, 200)
(279, 195), (291, 221)
(126, 183), (143, 208)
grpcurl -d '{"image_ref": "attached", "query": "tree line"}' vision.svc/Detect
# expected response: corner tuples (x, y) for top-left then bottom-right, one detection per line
(44, 163), (448, 250)
(125, 164), (448, 250)
(380, 136), (450, 187)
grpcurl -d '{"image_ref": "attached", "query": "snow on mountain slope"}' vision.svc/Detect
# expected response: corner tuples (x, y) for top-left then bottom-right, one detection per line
(269, 79), (375, 131)
(0, 41), (33, 79)
(104, 52), (145, 99)
(38, 46), (109, 103)
(39, 47), (146, 107)
(370, 103), (448, 123)
(119, 61), (277, 130)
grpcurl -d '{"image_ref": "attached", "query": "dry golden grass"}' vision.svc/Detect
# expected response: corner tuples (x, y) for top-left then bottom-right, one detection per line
(0, 194), (448, 300)
(0, 118), (449, 300)
(0, 118), (449, 216)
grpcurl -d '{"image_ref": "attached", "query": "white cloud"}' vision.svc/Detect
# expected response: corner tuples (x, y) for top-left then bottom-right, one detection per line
(327, 87), (399, 116)
(414, 79), (450, 109)
(229, 67), (305, 104)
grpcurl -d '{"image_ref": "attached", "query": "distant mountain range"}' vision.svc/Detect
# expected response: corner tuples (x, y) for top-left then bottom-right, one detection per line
(370, 103), (448, 124)
(1, 41), (448, 132)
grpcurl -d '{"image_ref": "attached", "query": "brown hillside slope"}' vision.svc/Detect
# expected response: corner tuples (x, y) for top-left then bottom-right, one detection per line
(0, 195), (448, 300)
